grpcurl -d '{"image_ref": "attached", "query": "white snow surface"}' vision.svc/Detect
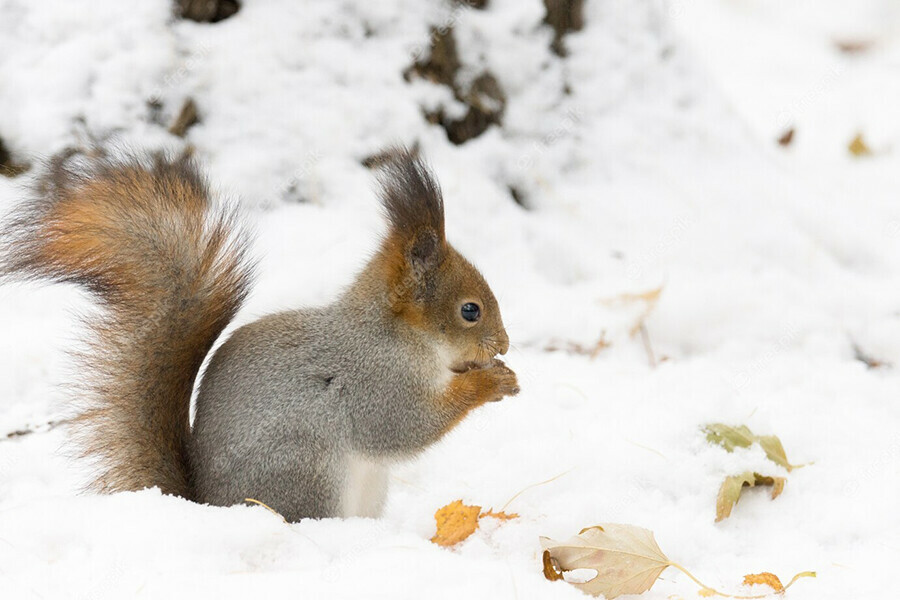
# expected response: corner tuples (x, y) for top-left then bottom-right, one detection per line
(1, 0), (899, 598)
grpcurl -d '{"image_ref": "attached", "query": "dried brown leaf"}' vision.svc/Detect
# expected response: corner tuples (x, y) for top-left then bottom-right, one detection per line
(539, 523), (815, 598)
(540, 523), (670, 599)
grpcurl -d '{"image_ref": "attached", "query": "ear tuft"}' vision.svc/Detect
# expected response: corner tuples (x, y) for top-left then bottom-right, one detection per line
(375, 146), (445, 241)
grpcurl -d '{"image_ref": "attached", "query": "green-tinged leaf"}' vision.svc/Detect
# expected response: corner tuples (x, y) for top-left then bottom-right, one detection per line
(705, 424), (755, 451)
(704, 423), (801, 472)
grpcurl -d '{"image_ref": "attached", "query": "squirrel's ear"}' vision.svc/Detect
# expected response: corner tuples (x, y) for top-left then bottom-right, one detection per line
(375, 146), (445, 243)
(407, 227), (442, 277)
(394, 227), (443, 303)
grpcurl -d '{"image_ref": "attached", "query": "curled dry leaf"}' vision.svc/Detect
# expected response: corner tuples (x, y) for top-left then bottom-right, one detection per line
(430, 501), (519, 547)
(540, 524), (669, 599)
(704, 424), (801, 472)
(716, 471), (787, 522)
(743, 572), (784, 592)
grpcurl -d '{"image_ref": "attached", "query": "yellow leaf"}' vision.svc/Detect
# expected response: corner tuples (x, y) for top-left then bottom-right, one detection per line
(431, 500), (481, 547)
(849, 133), (872, 157)
(540, 523), (670, 599)
(716, 472), (787, 522)
(743, 572), (784, 592)
(697, 588), (717, 597)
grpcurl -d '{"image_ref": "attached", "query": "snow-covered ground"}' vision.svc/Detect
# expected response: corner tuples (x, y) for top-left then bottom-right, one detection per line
(1, 0), (899, 598)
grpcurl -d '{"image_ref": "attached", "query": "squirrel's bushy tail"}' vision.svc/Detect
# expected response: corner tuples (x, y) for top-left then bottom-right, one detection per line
(0, 152), (254, 497)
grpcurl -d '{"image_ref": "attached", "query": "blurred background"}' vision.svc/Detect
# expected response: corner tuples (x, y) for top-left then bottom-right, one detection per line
(0, 1), (898, 598)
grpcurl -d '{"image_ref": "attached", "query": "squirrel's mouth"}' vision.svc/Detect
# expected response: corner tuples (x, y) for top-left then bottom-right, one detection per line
(449, 340), (506, 374)
(450, 360), (492, 374)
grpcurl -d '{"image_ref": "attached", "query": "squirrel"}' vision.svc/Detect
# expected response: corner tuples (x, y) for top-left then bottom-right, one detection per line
(0, 148), (519, 522)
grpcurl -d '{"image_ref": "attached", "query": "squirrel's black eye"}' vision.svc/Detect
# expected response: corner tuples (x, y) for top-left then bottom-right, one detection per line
(461, 302), (481, 323)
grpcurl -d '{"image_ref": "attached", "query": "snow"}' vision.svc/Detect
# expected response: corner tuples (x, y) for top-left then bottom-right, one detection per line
(1, 0), (899, 598)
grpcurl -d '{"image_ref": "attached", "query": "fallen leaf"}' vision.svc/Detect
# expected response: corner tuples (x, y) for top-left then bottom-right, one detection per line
(429, 501), (519, 547)
(703, 424), (800, 472)
(743, 572), (784, 593)
(540, 524), (670, 599)
(716, 471), (787, 522)
(540, 523), (816, 598)
(431, 500), (481, 547)
(849, 133), (872, 157)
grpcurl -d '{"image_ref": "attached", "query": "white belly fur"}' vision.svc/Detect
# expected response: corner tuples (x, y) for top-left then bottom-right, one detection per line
(341, 453), (389, 518)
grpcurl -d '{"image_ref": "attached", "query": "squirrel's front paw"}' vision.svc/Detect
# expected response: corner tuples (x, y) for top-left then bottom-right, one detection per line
(484, 359), (520, 401)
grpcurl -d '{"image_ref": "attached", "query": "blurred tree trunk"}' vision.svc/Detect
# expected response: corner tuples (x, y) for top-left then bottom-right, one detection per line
(176, 0), (239, 23)
(544, 0), (585, 56)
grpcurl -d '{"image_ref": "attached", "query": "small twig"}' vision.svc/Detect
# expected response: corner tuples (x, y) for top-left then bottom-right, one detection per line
(244, 498), (290, 524)
(243, 498), (324, 550)
(1, 419), (69, 443)
(500, 469), (572, 513)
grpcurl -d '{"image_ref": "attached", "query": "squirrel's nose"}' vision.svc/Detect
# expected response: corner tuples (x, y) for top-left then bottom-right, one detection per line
(496, 332), (509, 355)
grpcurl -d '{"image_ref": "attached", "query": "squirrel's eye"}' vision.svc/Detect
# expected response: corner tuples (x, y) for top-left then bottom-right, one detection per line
(460, 302), (481, 323)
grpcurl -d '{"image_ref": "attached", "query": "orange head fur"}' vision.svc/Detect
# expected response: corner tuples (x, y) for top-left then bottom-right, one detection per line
(375, 148), (509, 370)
